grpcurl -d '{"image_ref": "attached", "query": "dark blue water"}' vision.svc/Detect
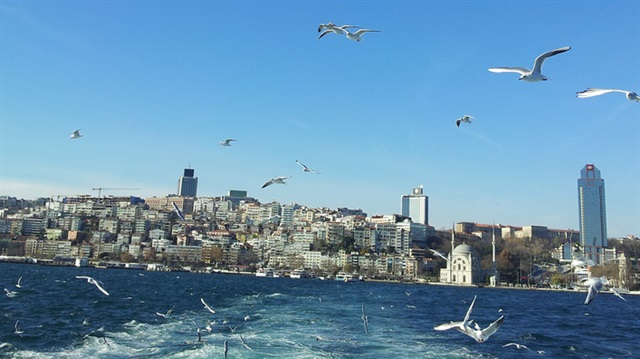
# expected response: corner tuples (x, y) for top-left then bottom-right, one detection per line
(1, 262), (638, 358)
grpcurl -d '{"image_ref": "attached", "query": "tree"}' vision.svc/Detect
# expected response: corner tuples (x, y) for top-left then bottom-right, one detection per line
(210, 246), (223, 263)
(120, 252), (134, 263)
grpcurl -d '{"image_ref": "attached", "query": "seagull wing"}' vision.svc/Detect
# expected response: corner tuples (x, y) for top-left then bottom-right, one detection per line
(576, 88), (627, 98)
(430, 249), (448, 261)
(296, 159), (308, 170)
(463, 295), (477, 324)
(318, 29), (333, 40)
(480, 315), (504, 340)
(531, 46), (570, 74)
(201, 297), (216, 313)
(93, 281), (110, 296)
(584, 282), (599, 305)
(434, 321), (464, 331)
(239, 334), (253, 351)
(611, 288), (627, 301)
(361, 303), (369, 334)
(353, 29), (381, 36)
(488, 67), (530, 75)
(261, 179), (274, 188)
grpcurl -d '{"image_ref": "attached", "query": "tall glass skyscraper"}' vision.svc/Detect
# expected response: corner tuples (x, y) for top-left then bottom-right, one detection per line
(401, 185), (428, 225)
(577, 164), (607, 264)
(177, 168), (198, 197)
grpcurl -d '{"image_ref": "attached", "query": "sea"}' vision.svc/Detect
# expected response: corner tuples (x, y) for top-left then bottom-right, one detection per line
(1, 262), (638, 359)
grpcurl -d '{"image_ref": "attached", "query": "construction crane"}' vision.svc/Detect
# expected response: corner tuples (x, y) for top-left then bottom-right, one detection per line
(92, 187), (141, 199)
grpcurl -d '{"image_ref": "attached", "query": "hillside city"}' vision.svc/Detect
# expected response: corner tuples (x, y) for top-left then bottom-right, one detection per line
(1, 186), (639, 290)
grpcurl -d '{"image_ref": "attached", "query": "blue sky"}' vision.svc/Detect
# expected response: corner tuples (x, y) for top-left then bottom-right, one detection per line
(1, 1), (638, 238)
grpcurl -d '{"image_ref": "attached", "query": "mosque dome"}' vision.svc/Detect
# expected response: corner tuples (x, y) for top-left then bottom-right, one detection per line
(452, 244), (474, 255)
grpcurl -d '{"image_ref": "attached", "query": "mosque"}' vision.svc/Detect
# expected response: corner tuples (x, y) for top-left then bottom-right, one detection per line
(437, 228), (498, 286)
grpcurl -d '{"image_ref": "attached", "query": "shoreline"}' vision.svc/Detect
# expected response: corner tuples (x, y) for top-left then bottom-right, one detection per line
(2, 256), (638, 295)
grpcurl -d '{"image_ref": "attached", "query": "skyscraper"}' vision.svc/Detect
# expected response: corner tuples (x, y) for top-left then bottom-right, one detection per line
(401, 185), (429, 225)
(177, 168), (198, 197)
(577, 164), (607, 264)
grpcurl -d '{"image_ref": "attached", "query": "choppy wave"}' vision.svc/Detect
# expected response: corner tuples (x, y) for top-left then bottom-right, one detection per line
(2, 262), (639, 358)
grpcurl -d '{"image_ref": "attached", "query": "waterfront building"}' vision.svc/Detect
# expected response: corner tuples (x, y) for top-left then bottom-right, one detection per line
(401, 185), (429, 225)
(439, 244), (483, 285)
(577, 164), (608, 265)
(177, 168), (198, 197)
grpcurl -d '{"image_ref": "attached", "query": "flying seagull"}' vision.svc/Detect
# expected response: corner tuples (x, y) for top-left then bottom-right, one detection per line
(239, 334), (253, 351)
(488, 46), (571, 82)
(503, 343), (529, 350)
(16, 276), (22, 288)
(361, 303), (369, 334)
(344, 28), (381, 42)
(456, 115), (474, 127)
(201, 297), (216, 314)
(429, 249), (449, 261)
(434, 295), (504, 343)
(581, 277), (606, 305)
(156, 305), (175, 318)
(295, 159), (319, 174)
(219, 138), (237, 146)
(192, 320), (204, 342)
(318, 23), (362, 40)
(261, 176), (291, 189)
(610, 288), (627, 302)
(14, 321), (23, 336)
(70, 129), (83, 139)
(576, 88), (640, 102)
(75, 276), (110, 296)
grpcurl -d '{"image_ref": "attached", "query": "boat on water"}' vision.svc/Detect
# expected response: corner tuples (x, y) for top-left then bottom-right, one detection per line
(290, 269), (309, 279)
(255, 268), (275, 277)
(335, 272), (356, 282)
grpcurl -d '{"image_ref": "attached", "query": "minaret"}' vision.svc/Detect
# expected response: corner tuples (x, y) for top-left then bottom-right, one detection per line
(491, 223), (499, 286)
(449, 222), (455, 284)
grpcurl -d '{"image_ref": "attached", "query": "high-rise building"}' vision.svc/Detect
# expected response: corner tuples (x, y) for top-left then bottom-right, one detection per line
(577, 164), (607, 264)
(401, 185), (428, 225)
(177, 168), (198, 197)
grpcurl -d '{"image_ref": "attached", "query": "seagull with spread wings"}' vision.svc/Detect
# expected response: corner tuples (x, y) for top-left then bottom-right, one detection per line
(318, 23), (361, 39)
(430, 249), (449, 261)
(577, 88), (639, 102)
(344, 28), (381, 42)
(70, 129), (83, 139)
(201, 297), (216, 314)
(296, 160), (320, 174)
(489, 46), (571, 82)
(219, 138), (237, 146)
(434, 295), (504, 343)
(456, 115), (474, 127)
(261, 176), (291, 189)
(76, 276), (110, 296)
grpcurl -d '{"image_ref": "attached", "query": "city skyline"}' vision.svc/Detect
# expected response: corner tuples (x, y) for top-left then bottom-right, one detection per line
(1, 2), (638, 238)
